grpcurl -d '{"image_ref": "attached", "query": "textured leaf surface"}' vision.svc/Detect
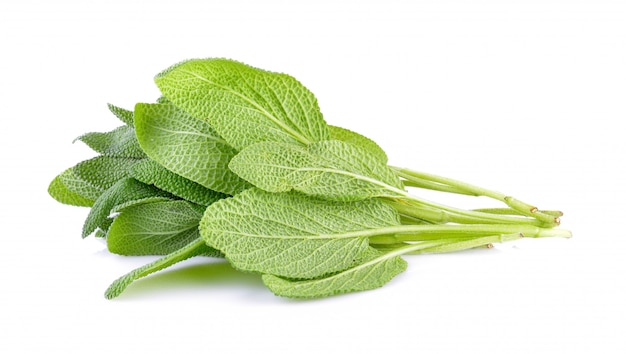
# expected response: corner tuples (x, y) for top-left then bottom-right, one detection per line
(200, 188), (400, 279)
(72, 156), (139, 192)
(110, 196), (174, 213)
(328, 125), (388, 164)
(155, 58), (329, 150)
(134, 102), (249, 195)
(230, 140), (404, 201)
(75, 125), (146, 158)
(107, 200), (217, 256)
(131, 159), (226, 206)
(48, 169), (96, 207)
(82, 178), (171, 238)
(107, 103), (134, 125)
(105, 238), (221, 299)
(262, 248), (407, 298)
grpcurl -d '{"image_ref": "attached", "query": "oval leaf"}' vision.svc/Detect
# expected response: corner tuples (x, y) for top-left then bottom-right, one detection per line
(155, 58), (329, 149)
(200, 188), (400, 279)
(262, 248), (407, 298)
(107, 200), (217, 256)
(134, 102), (250, 195)
(229, 140), (404, 201)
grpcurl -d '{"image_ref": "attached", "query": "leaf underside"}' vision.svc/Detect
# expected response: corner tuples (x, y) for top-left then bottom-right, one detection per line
(262, 248), (407, 299)
(200, 188), (400, 279)
(230, 140), (404, 201)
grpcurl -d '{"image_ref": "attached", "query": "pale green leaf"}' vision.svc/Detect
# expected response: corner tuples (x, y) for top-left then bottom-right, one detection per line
(107, 200), (218, 256)
(82, 178), (172, 238)
(229, 140), (404, 201)
(134, 102), (250, 195)
(154, 58), (329, 150)
(328, 125), (388, 164)
(105, 238), (220, 299)
(130, 159), (226, 206)
(107, 103), (134, 125)
(262, 248), (407, 298)
(75, 125), (146, 158)
(156, 96), (170, 104)
(48, 168), (97, 207)
(200, 188), (399, 279)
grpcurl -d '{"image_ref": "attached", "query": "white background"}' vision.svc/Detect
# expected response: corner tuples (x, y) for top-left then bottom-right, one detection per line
(1, 0), (624, 353)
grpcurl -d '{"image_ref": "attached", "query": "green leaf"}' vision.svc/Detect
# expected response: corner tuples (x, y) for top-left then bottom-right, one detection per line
(107, 103), (134, 125)
(72, 156), (140, 192)
(328, 125), (388, 164)
(134, 102), (250, 195)
(107, 200), (218, 256)
(229, 140), (404, 202)
(155, 58), (329, 150)
(110, 196), (174, 214)
(105, 238), (220, 299)
(75, 125), (146, 158)
(130, 159), (226, 206)
(200, 188), (400, 279)
(48, 168), (97, 207)
(156, 96), (170, 104)
(82, 178), (172, 238)
(262, 248), (407, 298)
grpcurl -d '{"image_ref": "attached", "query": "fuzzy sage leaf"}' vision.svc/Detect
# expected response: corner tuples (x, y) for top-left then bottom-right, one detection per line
(154, 58), (329, 150)
(107, 200), (219, 256)
(229, 140), (404, 202)
(130, 160), (226, 206)
(200, 188), (400, 279)
(134, 102), (250, 195)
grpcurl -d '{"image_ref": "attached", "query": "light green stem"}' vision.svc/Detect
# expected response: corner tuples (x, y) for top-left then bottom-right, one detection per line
(314, 223), (572, 242)
(388, 196), (545, 226)
(369, 233), (524, 259)
(390, 166), (560, 226)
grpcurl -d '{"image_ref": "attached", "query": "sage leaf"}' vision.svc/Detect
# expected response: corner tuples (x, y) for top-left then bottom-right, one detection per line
(75, 125), (146, 159)
(107, 103), (134, 125)
(154, 58), (329, 150)
(328, 125), (388, 164)
(262, 248), (407, 298)
(134, 102), (250, 195)
(105, 238), (219, 299)
(48, 168), (98, 207)
(200, 188), (400, 279)
(82, 178), (172, 238)
(229, 140), (404, 202)
(72, 156), (140, 192)
(130, 159), (226, 206)
(106, 200), (218, 256)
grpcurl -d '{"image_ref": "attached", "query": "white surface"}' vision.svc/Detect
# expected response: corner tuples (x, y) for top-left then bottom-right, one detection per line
(1, 1), (624, 353)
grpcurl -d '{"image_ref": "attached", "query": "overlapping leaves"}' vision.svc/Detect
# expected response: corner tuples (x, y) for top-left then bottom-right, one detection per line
(48, 58), (568, 300)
